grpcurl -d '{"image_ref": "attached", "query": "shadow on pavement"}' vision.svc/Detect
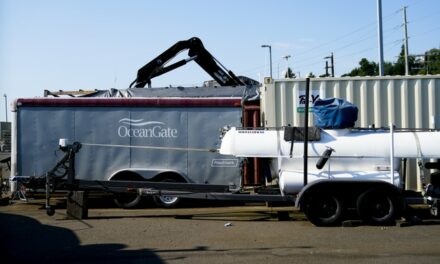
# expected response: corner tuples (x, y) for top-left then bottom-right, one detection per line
(0, 212), (164, 263)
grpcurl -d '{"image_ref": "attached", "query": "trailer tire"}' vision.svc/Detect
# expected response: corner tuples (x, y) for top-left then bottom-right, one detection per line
(113, 192), (143, 209)
(356, 189), (396, 225)
(302, 191), (343, 227)
(153, 177), (183, 208)
(46, 207), (55, 216)
(111, 172), (144, 209)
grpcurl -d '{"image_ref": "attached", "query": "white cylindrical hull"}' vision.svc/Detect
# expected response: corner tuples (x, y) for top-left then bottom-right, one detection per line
(220, 127), (440, 159)
(220, 127), (440, 194)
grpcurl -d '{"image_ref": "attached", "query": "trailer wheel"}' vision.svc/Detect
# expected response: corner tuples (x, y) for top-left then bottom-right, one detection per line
(356, 189), (396, 225)
(302, 192), (343, 226)
(111, 172), (144, 209)
(113, 192), (142, 209)
(46, 206), (55, 216)
(153, 178), (183, 208)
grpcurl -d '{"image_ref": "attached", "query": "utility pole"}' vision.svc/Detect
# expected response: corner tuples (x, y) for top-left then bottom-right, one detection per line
(3, 94), (7, 122)
(325, 60), (329, 77)
(425, 52), (429, 74)
(325, 53), (335, 77)
(261, 45), (273, 79)
(330, 52), (334, 77)
(377, 0), (385, 76)
(403, 6), (410, 75)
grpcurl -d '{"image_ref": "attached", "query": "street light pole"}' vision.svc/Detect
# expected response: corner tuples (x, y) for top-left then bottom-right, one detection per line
(261, 45), (272, 79)
(377, 0), (385, 76)
(403, 6), (410, 76)
(3, 94), (7, 122)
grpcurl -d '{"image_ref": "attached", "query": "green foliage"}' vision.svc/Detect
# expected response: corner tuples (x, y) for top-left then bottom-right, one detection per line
(342, 58), (377, 77)
(284, 67), (296, 78)
(415, 48), (440, 74)
(343, 46), (440, 76)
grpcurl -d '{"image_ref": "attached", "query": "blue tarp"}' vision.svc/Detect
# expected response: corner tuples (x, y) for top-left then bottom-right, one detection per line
(313, 98), (358, 129)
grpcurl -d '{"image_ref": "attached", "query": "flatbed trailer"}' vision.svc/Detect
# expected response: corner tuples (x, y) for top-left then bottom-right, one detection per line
(32, 140), (294, 218)
(12, 79), (438, 227)
(10, 36), (440, 226)
(29, 137), (433, 225)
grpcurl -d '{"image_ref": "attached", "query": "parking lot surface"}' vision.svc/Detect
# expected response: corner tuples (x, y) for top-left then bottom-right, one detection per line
(1, 198), (440, 264)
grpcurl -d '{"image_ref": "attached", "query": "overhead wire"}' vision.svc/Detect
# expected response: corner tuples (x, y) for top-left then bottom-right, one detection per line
(294, 8), (410, 74)
(297, 19), (403, 64)
(238, 5), (435, 78)
(293, 23), (402, 72)
(248, 10), (402, 76)
(410, 26), (440, 40)
(237, 16), (390, 76)
(292, 8), (401, 60)
(241, 2), (434, 78)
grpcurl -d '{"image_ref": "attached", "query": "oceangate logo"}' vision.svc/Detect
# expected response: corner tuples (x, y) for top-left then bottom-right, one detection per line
(118, 118), (178, 138)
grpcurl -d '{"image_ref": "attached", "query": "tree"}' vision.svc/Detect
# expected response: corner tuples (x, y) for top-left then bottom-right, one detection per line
(343, 46), (440, 76)
(392, 45), (412, 75)
(415, 48), (440, 75)
(284, 67), (296, 78)
(342, 58), (377, 77)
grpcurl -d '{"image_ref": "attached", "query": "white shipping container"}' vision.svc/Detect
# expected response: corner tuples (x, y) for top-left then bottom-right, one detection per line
(260, 75), (440, 190)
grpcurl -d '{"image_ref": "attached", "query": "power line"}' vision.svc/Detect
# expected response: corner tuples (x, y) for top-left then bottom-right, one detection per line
(384, 40), (404, 56)
(289, 22), (402, 68)
(292, 9), (400, 60)
(238, 56), (286, 77)
(294, 58), (325, 69)
(295, 38), (403, 76)
(276, 37), (399, 75)
(293, 25), (376, 59)
(409, 9), (440, 24)
(410, 26), (440, 39)
(296, 25), (403, 69)
(334, 47), (376, 61)
(238, 4), (433, 78)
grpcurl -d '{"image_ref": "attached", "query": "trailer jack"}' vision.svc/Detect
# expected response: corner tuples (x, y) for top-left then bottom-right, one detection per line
(44, 141), (81, 216)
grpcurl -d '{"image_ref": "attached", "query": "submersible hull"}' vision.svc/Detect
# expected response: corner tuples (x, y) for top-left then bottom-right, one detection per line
(219, 127), (440, 194)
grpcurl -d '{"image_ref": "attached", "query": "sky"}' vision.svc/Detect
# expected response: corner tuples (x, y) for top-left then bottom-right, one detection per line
(1, 0), (439, 121)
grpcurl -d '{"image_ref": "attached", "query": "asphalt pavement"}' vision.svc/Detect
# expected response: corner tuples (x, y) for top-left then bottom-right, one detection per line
(1, 198), (440, 264)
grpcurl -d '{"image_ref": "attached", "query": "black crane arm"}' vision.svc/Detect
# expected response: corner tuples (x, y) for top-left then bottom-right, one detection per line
(130, 37), (244, 88)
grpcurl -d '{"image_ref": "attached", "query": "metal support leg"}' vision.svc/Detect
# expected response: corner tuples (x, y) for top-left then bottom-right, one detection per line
(45, 173), (55, 216)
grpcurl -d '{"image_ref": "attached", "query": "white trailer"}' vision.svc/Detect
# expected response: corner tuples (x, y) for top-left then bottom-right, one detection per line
(215, 77), (440, 226)
(218, 121), (440, 226)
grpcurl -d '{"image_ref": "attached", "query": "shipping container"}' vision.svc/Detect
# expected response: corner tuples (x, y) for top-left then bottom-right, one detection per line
(260, 75), (440, 190)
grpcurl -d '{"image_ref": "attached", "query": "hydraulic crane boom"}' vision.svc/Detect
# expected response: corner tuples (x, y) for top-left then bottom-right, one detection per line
(130, 37), (245, 88)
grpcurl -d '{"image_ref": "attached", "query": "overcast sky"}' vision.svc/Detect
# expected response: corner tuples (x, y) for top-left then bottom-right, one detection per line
(1, 0), (439, 121)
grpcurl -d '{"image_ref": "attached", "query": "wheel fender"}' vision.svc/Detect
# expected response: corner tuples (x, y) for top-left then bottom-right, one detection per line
(295, 179), (329, 209)
(295, 180), (402, 209)
(109, 169), (189, 182)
